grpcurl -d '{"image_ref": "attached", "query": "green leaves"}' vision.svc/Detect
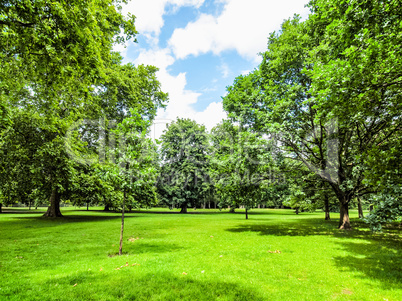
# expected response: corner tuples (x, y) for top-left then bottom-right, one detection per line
(158, 118), (211, 211)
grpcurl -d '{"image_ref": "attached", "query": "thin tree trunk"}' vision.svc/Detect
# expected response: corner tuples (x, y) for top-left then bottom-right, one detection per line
(357, 198), (364, 218)
(208, 200), (210, 209)
(214, 201), (216, 209)
(369, 204), (373, 212)
(245, 208), (248, 219)
(339, 202), (351, 230)
(324, 195), (330, 220)
(119, 189), (126, 256)
(43, 189), (63, 217)
(295, 207), (299, 215)
(180, 203), (187, 213)
(29, 201), (31, 210)
(258, 204), (260, 209)
(0, 203), (2, 213)
(87, 202), (89, 211)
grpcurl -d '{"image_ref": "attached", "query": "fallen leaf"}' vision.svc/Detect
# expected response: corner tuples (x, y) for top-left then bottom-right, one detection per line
(219, 255), (223, 258)
(100, 268), (103, 271)
(73, 283), (77, 287)
(182, 272), (187, 275)
(201, 270), (205, 273)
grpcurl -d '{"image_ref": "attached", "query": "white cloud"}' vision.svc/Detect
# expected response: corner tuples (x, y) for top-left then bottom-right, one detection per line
(169, 0), (310, 61)
(121, 0), (205, 38)
(134, 48), (226, 139)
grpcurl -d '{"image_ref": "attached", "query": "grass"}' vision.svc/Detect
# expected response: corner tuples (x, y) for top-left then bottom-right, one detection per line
(0, 207), (401, 300)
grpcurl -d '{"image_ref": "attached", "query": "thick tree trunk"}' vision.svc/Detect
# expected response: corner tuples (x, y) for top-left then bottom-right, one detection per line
(104, 203), (110, 211)
(258, 204), (260, 209)
(357, 198), (364, 219)
(324, 195), (330, 220)
(43, 189), (63, 217)
(339, 202), (351, 230)
(119, 189), (126, 256)
(245, 208), (248, 219)
(180, 203), (187, 213)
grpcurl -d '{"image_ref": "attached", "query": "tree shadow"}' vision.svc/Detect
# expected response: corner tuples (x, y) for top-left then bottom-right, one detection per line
(31, 271), (264, 300)
(226, 218), (402, 290)
(332, 240), (402, 290)
(225, 217), (402, 239)
(3, 213), (142, 223)
(108, 242), (184, 256)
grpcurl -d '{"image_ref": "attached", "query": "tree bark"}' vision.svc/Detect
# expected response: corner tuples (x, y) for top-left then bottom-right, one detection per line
(357, 198), (364, 219)
(245, 208), (248, 219)
(43, 189), (63, 217)
(339, 201), (351, 230)
(324, 195), (330, 220)
(119, 189), (126, 256)
(180, 203), (187, 213)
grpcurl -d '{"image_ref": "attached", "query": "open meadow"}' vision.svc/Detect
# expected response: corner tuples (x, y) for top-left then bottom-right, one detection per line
(0, 208), (401, 300)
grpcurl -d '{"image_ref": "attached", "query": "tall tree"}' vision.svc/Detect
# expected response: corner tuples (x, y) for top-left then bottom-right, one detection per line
(0, 0), (138, 216)
(211, 121), (271, 219)
(158, 118), (210, 213)
(223, 8), (401, 229)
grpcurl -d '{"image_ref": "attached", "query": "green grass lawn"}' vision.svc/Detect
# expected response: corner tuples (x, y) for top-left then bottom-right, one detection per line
(0, 207), (401, 300)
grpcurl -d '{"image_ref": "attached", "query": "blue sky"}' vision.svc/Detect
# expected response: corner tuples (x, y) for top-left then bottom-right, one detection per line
(116, 0), (310, 138)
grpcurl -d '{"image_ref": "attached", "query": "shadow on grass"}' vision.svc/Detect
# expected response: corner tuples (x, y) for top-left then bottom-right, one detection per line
(108, 242), (184, 257)
(332, 240), (402, 290)
(30, 271), (263, 301)
(226, 218), (402, 290)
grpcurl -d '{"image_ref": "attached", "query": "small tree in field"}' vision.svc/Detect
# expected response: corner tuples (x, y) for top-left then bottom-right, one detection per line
(111, 109), (158, 255)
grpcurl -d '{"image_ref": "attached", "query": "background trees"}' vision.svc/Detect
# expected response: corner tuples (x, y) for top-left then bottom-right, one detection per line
(158, 118), (210, 213)
(211, 121), (271, 219)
